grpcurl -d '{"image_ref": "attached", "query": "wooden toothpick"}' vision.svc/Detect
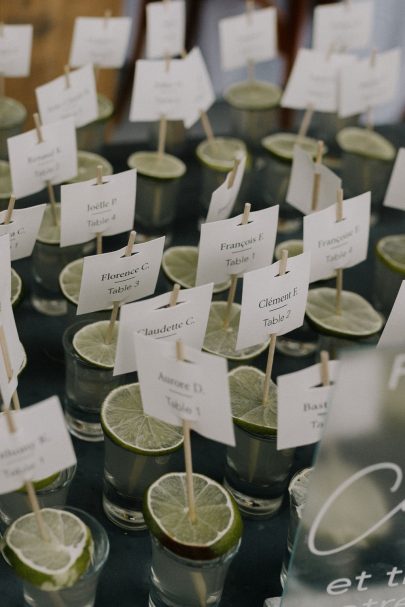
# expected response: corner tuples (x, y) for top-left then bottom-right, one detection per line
(227, 156), (241, 189)
(104, 9), (112, 28)
(64, 64), (71, 89)
(169, 283), (180, 308)
(95, 165), (104, 255)
(4, 195), (15, 225)
(335, 188), (344, 315)
(297, 104), (314, 140)
(158, 115), (168, 158)
(366, 48), (377, 131)
(320, 350), (330, 386)
(33, 113), (59, 227)
(199, 110), (215, 144)
(311, 140), (324, 212)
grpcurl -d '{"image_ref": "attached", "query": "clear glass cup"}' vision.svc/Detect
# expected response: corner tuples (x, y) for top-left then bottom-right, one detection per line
(76, 93), (114, 152)
(21, 507), (110, 607)
(0, 466), (76, 528)
(66, 150), (113, 185)
(224, 424), (295, 518)
(148, 535), (241, 607)
(0, 159), (12, 211)
(63, 321), (124, 442)
(0, 96), (27, 160)
(374, 235), (405, 316)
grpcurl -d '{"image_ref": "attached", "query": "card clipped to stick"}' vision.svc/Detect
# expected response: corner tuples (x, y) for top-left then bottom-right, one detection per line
(384, 148), (405, 211)
(146, 0), (185, 59)
(182, 47), (216, 129)
(378, 281), (405, 349)
(0, 204), (46, 261)
(205, 152), (247, 223)
(69, 16), (132, 68)
(0, 24), (33, 77)
(313, 0), (374, 52)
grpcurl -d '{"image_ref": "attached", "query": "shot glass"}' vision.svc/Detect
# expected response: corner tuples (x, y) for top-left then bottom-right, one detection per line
(67, 150), (113, 185)
(76, 93), (114, 152)
(0, 160), (12, 211)
(0, 466), (76, 528)
(0, 96), (27, 160)
(127, 151), (186, 246)
(21, 508), (110, 607)
(374, 235), (405, 316)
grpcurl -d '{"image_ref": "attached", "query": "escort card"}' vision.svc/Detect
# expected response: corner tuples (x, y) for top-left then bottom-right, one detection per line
(60, 169), (136, 246)
(114, 283), (213, 375)
(36, 64), (98, 128)
(8, 118), (77, 199)
(77, 237), (164, 314)
(205, 152), (246, 223)
(0, 295), (25, 407)
(196, 205), (279, 286)
(135, 335), (235, 446)
(146, 0), (185, 59)
(0, 397), (77, 494)
(303, 192), (371, 282)
(384, 148), (405, 211)
(313, 1), (374, 52)
(236, 252), (311, 350)
(183, 47), (215, 129)
(219, 7), (277, 71)
(287, 146), (341, 215)
(378, 282), (405, 348)
(0, 233), (12, 298)
(69, 16), (132, 68)
(339, 48), (401, 118)
(0, 24), (33, 76)
(129, 58), (186, 122)
(281, 49), (354, 113)
(0, 204), (46, 261)
(277, 360), (340, 450)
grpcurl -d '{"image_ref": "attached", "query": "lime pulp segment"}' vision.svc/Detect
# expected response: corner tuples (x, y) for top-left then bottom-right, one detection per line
(162, 246), (231, 293)
(72, 321), (118, 368)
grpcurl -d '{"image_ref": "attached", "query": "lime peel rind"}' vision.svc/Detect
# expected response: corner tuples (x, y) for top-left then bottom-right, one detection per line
(72, 321), (118, 368)
(376, 235), (405, 274)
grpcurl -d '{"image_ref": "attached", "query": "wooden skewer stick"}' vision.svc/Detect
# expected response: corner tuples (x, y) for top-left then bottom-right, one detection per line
(262, 249), (288, 405)
(199, 110), (215, 144)
(33, 113), (59, 227)
(227, 156), (241, 189)
(64, 64), (70, 89)
(4, 194), (15, 225)
(366, 48), (377, 131)
(95, 165), (104, 254)
(223, 203), (251, 329)
(320, 350), (330, 386)
(158, 115), (168, 158)
(169, 283), (180, 308)
(297, 104), (314, 140)
(335, 188), (344, 315)
(311, 140), (324, 212)
(176, 339), (197, 524)
(104, 9), (112, 27)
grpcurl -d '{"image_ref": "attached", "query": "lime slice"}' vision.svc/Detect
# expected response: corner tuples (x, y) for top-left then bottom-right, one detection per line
(162, 246), (231, 293)
(229, 366), (277, 435)
(72, 321), (118, 368)
(101, 383), (183, 455)
(262, 133), (321, 161)
(144, 472), (243, 559)
(0, 160), (12, 200)
(224, 80), (281, 110)
(16, 473), (60, 494)
(67, 151), (113, 184)
(376, 235), (405, 274)
(59, 258), (84, 305)
(274, 240), (303, 261)
(36, 203), (61, 245)
(4, 508), (93, 591)
(196, 137), (247, 172)
(11, 268), (23, 307)
(127, 151), (186, 179)
(203, 302), (269, 361)
(337, 127), (395, 161)
(96, 93), (114, 122)
(0, 96), (27, 128)
(306, 288), (383, 338)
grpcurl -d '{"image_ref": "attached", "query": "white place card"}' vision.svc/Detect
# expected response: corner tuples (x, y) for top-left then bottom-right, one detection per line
(183, 47), (215, 129)
(281, 49), (354, 113)
(114, 283), (213, 376)
(69, 16), (132, 68)
(196, 205), (279, 286)
(277, 360), (340, 450)
(0, 233), (12, 298)
(287, 146), (341, 215)
(8, 118), (77, 199)
(378, 282), (405, 348)
(60, 169), (136, 247)
(236, 252), (311, 350)
(384, 148), (405, 211)
(0, 296), (25, 407)
(36, 64), (98, 128)
(219, 7), (277, 71)
(129, 58), (186, 122)
(0, 24), (33, 77)
(135, 335), (235, 446)
(0, 205), (46, 261)
(146, 0), (185, 59)
(77, 237), (164, 315)
(313, 1), (374, 52)
(303, 192), (371, 282)
(206, 152), (246, 223)
(0, 397), (77, 494)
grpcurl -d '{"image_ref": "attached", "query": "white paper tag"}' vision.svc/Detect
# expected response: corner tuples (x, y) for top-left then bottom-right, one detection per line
(196, 206), (279, 286)
(146, 0), (185, 59)
(286, 146), (341, 215)
(0, 396), (77, 495)
(183, 47), (215, 129)
(114, 283), (213, 376)
(313, 1), (374, 52)
(69, 16), (132, 68)
(377, 282), (405, 349)
(0, 296), (25, 407)
(277, 360), (340, 450)
(0, 205), (46, 261)
(8, 118), (77, 199)
(219, 7), (277, 71)
(205, 152), (247, 223)
(384, 148), (405, 211)
(0, 234), (12, 299)
(36, 64), (98, 129)
(281, 49), (354, 113)
(129, 59), (187, 122)
(0, 24), (33, 77)
(77, 237), (164, 315)
(60, 169), (136, 247)
(236, 252), (311, 350)
(135, 335), (235, 446)
(304, 192), (371, 282)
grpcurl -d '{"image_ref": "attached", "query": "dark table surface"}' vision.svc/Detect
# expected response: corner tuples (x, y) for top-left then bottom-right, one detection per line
(2, 120), (405, 607)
